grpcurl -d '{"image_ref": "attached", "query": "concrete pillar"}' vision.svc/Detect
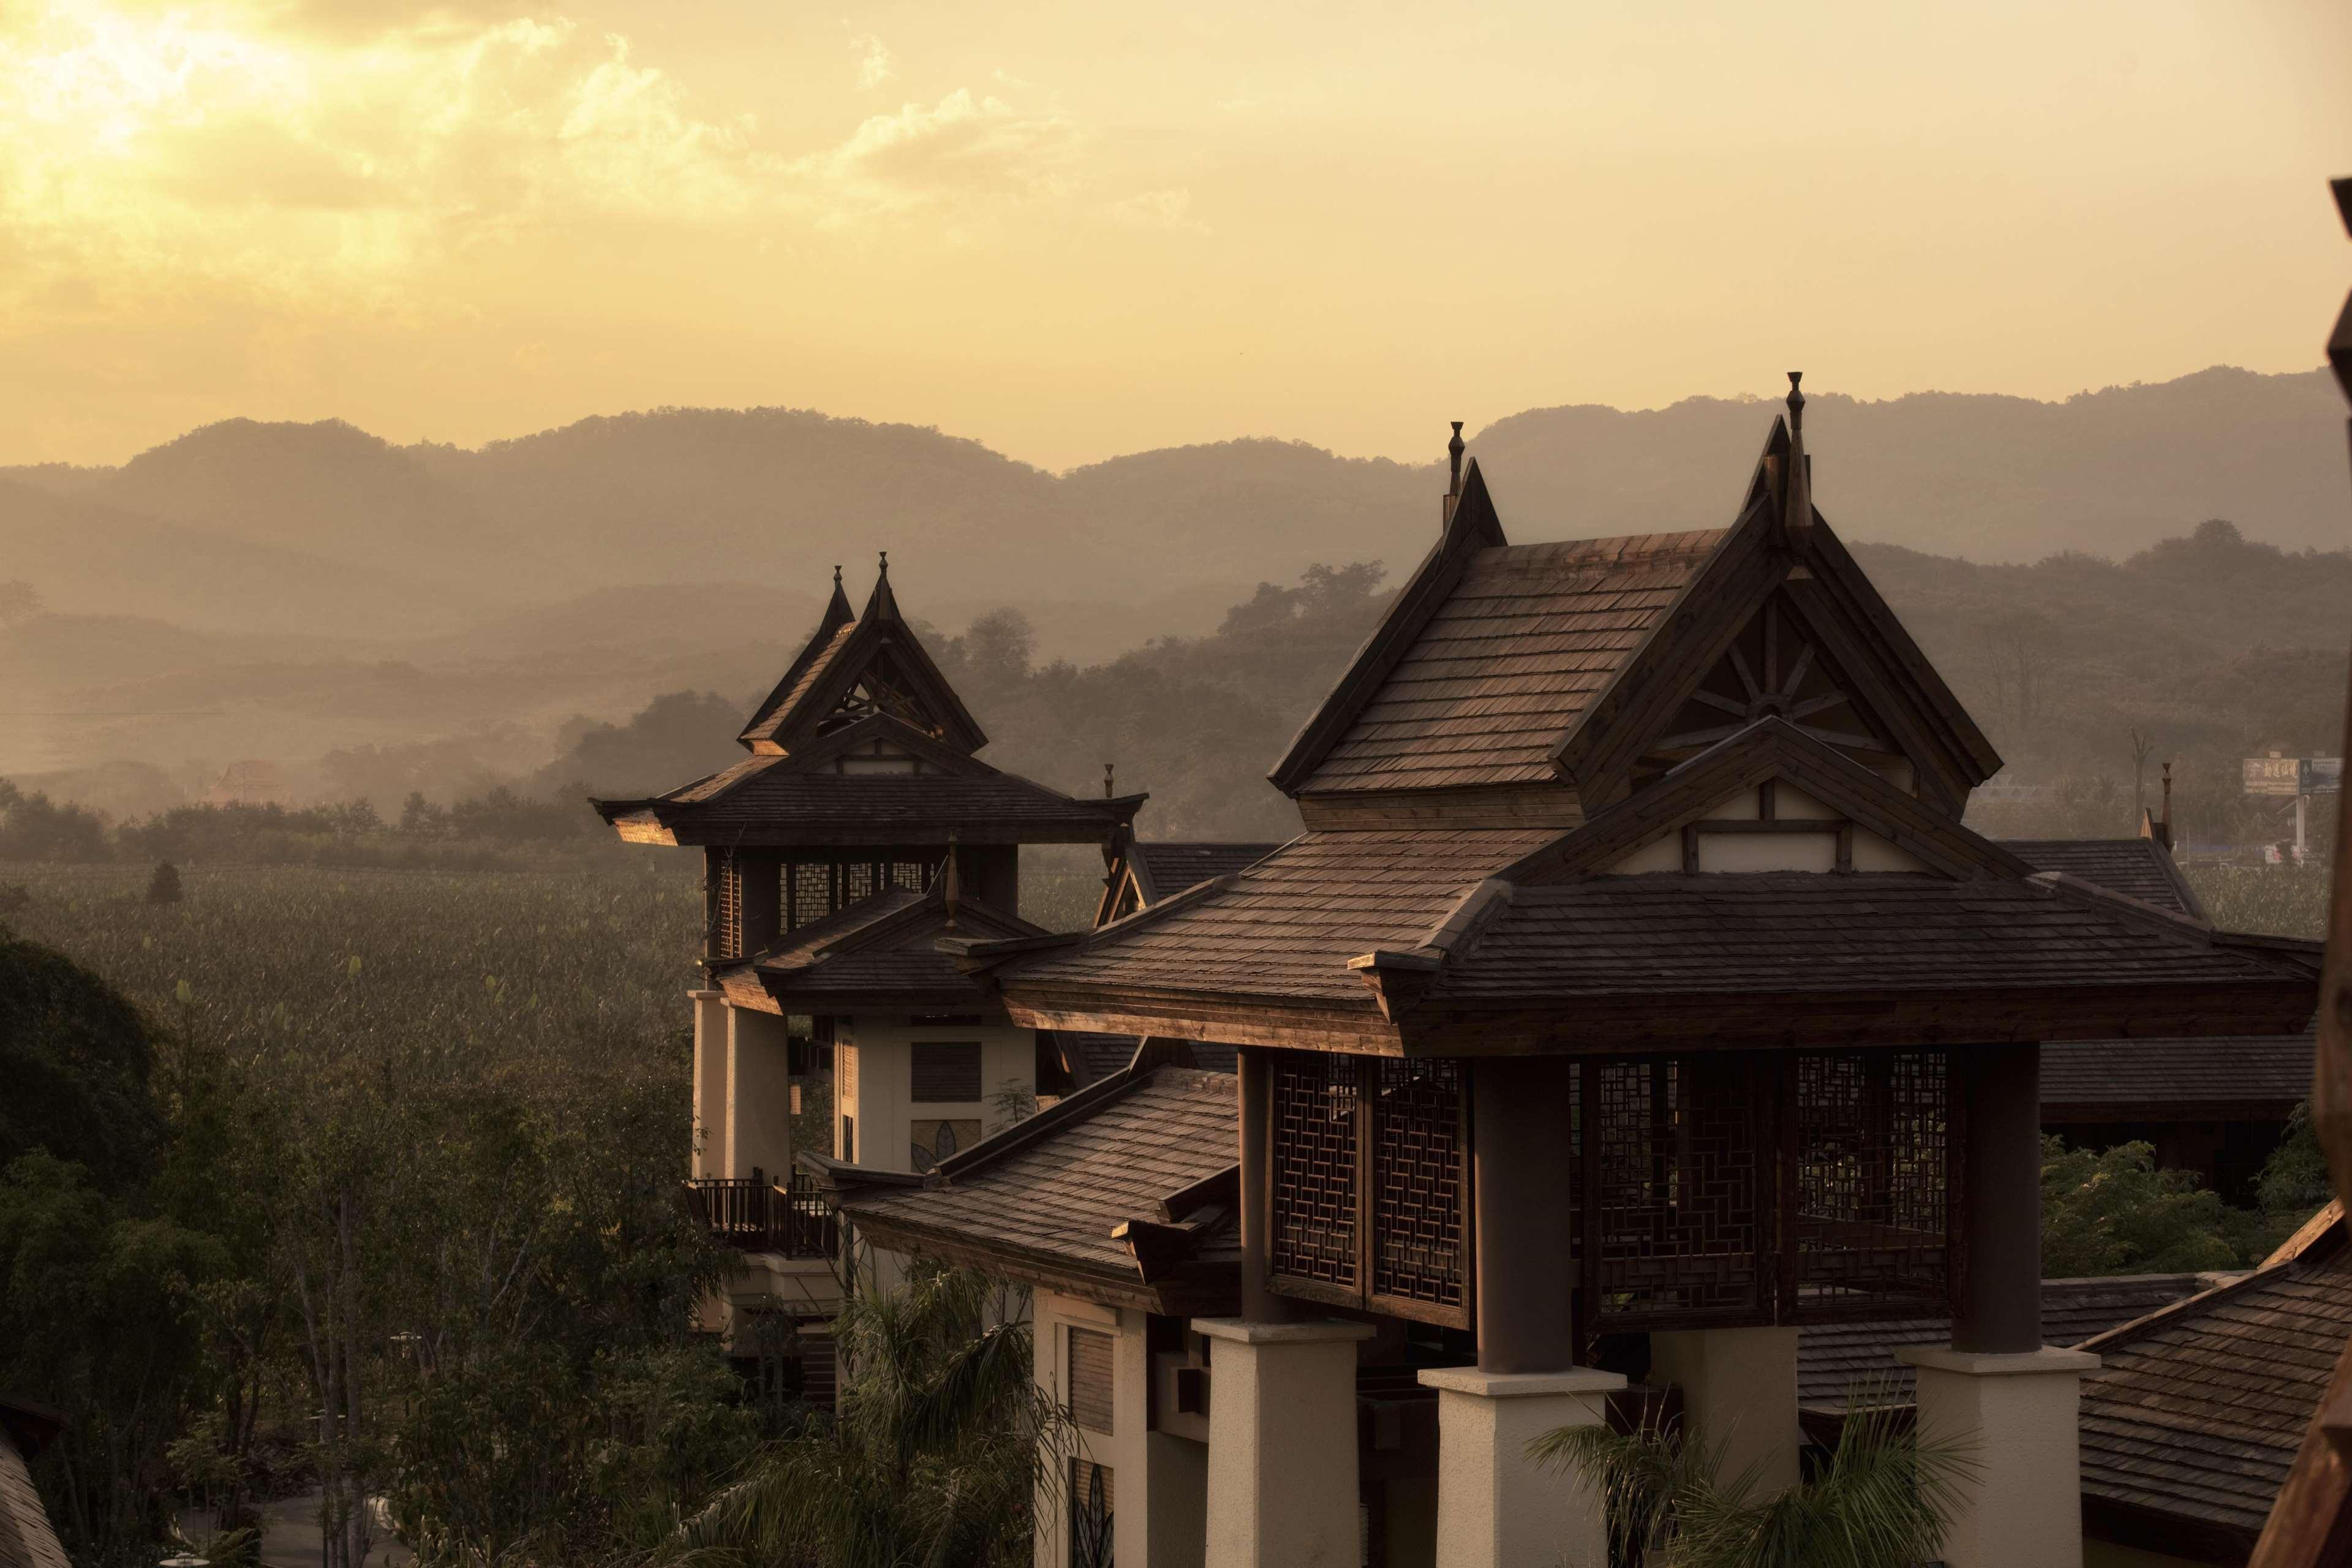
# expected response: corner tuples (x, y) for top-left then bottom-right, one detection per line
(690, 990), (726, 1178)
(1650, 1326), (1800, 1498)
(1417, 1366), (1624, 1568)
(1191, 1317), (1373, 1567)
(1471, 1057), (1578, 1373)
(1894, 1346), (2100, 1568)
(727, 1006), (797, 1181)
(1956, 1042), (2043, 1354)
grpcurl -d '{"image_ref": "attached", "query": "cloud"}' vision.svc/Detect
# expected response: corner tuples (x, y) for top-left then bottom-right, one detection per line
(1106, 187), (1205, 232)
(849, 32), (892, 89)
(0, 2), (1095, 322)
(794, 88), (1082, 222)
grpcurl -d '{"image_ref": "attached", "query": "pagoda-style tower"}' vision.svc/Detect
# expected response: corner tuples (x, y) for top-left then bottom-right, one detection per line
(594, 557), (1143, 1340)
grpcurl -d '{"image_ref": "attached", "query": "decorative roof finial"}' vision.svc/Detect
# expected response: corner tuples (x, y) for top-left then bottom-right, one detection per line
(878, 549), (889, 579)
(1780, 371), (1814, 554)
(833, 564), (842, 587)
(1103, 762), (1115, 799)
(1442, 421), (1466, 526)
(943, 831), (960, 931)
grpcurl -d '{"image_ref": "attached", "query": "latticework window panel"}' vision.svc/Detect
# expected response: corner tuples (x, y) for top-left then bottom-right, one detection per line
(1370, 1060), (1466, 1311)
(1793, 1050), (1952, 1314)
(1585, 1055), (1766, 1328)
(713, 850), (742, 959)
(1267, 1051), (1469, 1325)
(1268, 1052), (1362, 1294)
(781, 858), (941, 932)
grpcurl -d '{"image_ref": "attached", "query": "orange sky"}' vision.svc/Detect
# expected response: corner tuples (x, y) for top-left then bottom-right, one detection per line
(1, 0), (2347, 470)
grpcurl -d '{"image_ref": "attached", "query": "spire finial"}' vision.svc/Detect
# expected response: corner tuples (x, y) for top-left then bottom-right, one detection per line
(833, 564), (842, 587)
(1442, 421), (1467, 526)
(1103, 762), (1115, 799)
(878, 549), (888, 579)
(944, 831), (960, 930)
(1779, 371), (1814, 554)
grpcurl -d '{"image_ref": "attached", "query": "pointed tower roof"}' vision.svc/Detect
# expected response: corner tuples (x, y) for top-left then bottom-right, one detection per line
(734, 557), (989, 756)
(737, 566), (858, 749)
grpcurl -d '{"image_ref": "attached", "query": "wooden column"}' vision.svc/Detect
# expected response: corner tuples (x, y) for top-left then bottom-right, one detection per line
(739, 851), (782, 956)
(1473, 1057), (1580, 1374)
(1953, 1042), (2043, 1354)
(1235, 1047), (1295, 1324)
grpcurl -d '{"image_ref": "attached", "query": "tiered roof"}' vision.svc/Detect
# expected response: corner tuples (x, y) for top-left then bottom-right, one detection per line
(954, 404), (2319, 1055)
(714, 880), (1047, 1015)
(594, 561), (1142, 847)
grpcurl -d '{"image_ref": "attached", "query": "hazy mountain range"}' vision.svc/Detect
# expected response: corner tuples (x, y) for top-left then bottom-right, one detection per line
(3, 364), (2345, 799)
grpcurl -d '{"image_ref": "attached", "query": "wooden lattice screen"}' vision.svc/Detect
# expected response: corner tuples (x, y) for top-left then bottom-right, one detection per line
(1263, 1047), (1955, 1335)
(1268, 1052), (1469, 1327)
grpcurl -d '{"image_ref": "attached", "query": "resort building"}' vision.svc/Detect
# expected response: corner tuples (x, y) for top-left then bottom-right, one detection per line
(592, 560), (1142, 1346)
(826, 387), (2321, 1568)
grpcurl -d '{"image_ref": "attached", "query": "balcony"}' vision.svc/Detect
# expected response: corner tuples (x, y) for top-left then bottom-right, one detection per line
(686, 1171), (839, 1260)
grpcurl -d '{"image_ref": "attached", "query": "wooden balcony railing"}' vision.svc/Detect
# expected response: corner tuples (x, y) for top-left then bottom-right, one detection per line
(685, 1170), (839, 1259)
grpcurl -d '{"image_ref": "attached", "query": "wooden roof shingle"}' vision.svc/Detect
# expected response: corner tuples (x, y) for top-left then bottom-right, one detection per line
(1302, 533), (1726, 795)
(2076, 1229), (2352, 1546)
(833, 1063), (1239, 1308)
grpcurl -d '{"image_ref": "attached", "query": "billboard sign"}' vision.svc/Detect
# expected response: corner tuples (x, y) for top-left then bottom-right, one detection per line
(2245, 756), (2303, 796)
(2242, 756), (2343, 796)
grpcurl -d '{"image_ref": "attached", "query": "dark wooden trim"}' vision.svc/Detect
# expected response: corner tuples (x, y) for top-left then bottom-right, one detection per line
(2043, 1098), (2302, 1125)
(1691, 817), (1853, 834)
(2085, 1492), (2262, 1567)
(1776, 576), (1975, 816)
(1505, 716), (2033, 886)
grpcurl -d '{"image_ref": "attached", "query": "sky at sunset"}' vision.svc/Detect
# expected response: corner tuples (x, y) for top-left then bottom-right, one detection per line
(2, 0), (2348, 470)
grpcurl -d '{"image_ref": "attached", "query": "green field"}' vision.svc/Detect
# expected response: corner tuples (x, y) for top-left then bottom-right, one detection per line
(3, 861), (704, 1071)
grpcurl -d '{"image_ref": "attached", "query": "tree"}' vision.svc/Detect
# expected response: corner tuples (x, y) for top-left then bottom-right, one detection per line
(963, 608), (1039, 685)
(1532, 1400), (1972, 1568)
(146, 861), (183, 905)
(2128, 728), (2155, 820)
(2040, 1134), (2243, 1276)
(0, 925), (164, 1193)
(683, 1265), (1069, 1568)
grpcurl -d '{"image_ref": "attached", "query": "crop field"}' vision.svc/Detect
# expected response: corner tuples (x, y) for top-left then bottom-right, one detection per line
(2184, 862), (2331, 940)
(3, 861), (706, 1079)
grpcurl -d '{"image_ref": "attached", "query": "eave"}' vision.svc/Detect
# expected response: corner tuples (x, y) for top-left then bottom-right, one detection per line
(832, 1207), (1238, 1317)
(996, 984), (1403, 1055)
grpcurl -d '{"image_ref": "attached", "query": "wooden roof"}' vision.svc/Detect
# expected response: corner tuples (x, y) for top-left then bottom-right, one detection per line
(966, 718), (2318, 1054)
(595, 563), (1140, 846)
(2042, 1027), (2316, 1120)
(739, 562), (986, 756)
(1271, 415), (2003, 823)
(2076, 1221), (2352, 1560)
(2005, 838), (2209, 921)
(1293, 527), (1726, 796)
(1125, 841), (1286, 905)
(720, 882), (1041, 1012)
(1796, 1273), (2213, 1412)
(826, 1056), (1239, 1314)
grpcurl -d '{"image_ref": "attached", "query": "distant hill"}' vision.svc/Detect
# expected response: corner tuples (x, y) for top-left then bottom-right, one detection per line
(9, 366), (2339, 660)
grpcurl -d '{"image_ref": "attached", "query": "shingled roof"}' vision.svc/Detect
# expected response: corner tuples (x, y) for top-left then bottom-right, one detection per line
(971, 719), (2319, 1053)
(718, 882), (1046, 1014)
(1795, 1273), (2214, 1414)
(2004, 839), (2208, 920)
(1126, 842), (1286, 904)
(1270, 414), (2002, 822)
(2041, 1028), (2316, 1118)
(828, 1057), (1240, 1314)
(1295, 529), (1728, 796)
(594, 563), (1141, 848)
(2075, 1220), (2352, 1562)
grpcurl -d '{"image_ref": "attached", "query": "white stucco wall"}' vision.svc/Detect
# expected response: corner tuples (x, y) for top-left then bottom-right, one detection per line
(1604, 777), (1929, 874)
(832, 1016), (1035, 1174)
(1032, 1291), (1208, 1568)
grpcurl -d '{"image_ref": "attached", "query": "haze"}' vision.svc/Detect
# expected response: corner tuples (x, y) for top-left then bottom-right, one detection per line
(4, 0), (2350, 471)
